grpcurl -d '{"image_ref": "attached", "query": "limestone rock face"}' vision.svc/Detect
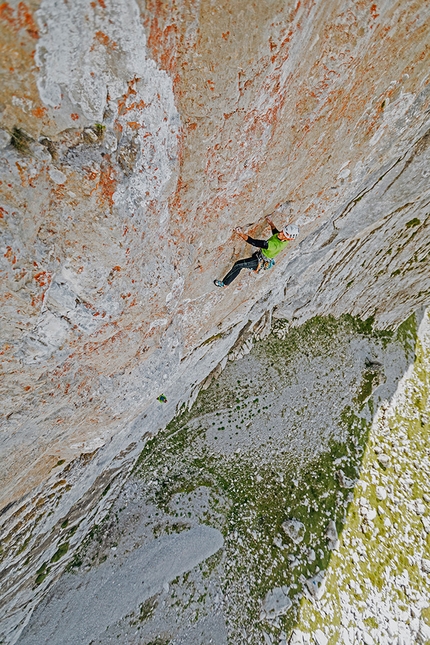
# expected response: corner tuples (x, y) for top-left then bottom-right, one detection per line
(0, 0), (429, 640)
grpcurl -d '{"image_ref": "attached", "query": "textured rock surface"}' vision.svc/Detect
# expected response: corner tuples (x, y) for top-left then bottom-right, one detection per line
(293, 311), (430, 645)
(1, 0), (430, 640)
(17, 525), (224, 645)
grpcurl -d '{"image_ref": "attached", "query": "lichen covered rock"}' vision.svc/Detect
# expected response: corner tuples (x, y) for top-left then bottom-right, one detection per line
(1, 0), (430, 640)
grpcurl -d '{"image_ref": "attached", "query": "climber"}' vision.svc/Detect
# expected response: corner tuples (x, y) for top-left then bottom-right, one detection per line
(214, 215), (300, 288)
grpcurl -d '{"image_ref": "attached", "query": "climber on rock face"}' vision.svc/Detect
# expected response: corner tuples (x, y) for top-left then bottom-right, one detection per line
(214, 215), (300, 288)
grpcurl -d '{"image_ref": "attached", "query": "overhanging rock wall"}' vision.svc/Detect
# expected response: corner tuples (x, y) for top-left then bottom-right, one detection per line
(1, 0), (429, 640)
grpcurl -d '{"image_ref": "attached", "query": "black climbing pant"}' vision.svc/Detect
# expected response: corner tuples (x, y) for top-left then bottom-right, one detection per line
(222, 253), (259, 286)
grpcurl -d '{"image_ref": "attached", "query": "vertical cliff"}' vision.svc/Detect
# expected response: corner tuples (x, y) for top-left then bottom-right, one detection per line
(1, 0), (429, 640)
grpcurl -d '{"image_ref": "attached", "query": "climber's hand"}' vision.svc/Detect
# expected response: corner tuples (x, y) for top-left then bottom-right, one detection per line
(234, 227), (247, 240)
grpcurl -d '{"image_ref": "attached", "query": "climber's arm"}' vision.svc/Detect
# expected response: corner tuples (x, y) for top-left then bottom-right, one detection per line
(245, 236), (269, 249)
(265, 215), (279, 235)
(234, 227), (268, 249)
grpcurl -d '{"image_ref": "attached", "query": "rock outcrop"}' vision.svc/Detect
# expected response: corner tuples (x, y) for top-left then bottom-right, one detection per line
(13, 311), (430, 645)
(1, 0), (429, 640)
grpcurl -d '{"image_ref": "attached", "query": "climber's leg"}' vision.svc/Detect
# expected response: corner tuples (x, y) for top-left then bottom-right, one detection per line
(218, 255), (259, 286)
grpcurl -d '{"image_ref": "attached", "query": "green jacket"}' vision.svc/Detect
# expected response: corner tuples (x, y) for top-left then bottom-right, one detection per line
(261, 234), (289, 259)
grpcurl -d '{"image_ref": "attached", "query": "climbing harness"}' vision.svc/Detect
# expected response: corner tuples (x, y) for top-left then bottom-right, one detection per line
(255, 251), (276, 273)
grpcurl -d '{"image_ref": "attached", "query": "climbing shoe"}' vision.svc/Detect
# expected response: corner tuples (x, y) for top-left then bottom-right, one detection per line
(214, 280), (225, 288)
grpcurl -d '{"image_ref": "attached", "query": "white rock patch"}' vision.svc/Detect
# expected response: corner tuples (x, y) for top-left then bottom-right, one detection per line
(48, 167), (67, 184)
(261, 586), (292, 620)
(282, 520), (305, 544)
